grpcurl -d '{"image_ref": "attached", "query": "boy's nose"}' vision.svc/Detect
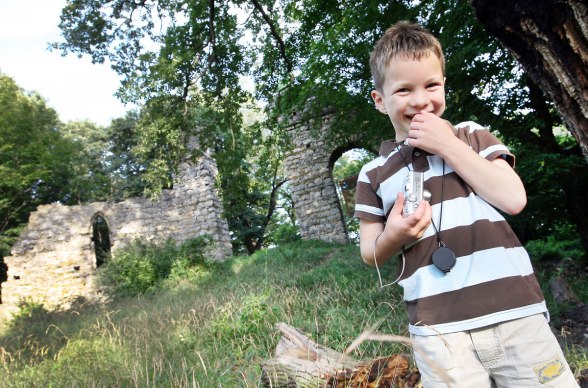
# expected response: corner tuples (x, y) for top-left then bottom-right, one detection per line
(410, 90), (429, 108)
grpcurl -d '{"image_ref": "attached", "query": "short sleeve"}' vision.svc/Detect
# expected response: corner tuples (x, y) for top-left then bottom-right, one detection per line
(456, 122), (515, 168)
(354, 163), (386, 222)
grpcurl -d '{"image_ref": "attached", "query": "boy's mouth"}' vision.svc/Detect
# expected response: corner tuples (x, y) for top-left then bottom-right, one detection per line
(406, 111), (435, 121)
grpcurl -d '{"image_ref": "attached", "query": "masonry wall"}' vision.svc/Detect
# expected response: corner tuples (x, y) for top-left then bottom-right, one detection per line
(0, 149), (232, 318)
(283, 111), (350, 244)
(1, 111), (357, 319)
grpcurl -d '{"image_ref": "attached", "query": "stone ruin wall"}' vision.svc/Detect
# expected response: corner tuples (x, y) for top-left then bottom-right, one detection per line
(284, 111), (350, 244)
(0, 149), (232, 318)
(0, 110), (357, 319)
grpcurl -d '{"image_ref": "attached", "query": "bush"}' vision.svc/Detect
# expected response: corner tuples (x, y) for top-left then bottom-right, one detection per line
(268, 223), (301, 245)
(9, 299), (50, 329)
(525, 225), (585, 264)
(97, 236), (211, 297)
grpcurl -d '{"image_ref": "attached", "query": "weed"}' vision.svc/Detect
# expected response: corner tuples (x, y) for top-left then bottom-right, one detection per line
(0, 240), (585, 386)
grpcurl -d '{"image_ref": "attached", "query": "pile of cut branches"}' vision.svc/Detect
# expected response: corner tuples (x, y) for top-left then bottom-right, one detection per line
(260, 322), (421, 387)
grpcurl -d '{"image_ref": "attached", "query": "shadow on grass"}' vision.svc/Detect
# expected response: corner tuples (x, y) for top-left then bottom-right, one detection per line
(0, 296), (104, 367)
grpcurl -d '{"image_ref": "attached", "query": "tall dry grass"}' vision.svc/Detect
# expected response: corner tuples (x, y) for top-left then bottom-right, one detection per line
(0, 239), (585, 386)
(0, 241), (410, 386)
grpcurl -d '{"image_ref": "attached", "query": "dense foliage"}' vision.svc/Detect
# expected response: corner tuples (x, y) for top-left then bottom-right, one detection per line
(0, 74), (80, 255)
(46, 0), (587, 256)
(0, 0), (585, 257)
(97, 237), (212, 296)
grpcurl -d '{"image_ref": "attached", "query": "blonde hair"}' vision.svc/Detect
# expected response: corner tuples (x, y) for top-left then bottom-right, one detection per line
(370, 21), (445, 91)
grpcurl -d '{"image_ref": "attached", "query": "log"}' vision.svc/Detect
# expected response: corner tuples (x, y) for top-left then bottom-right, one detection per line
(260, 322), (421, 387)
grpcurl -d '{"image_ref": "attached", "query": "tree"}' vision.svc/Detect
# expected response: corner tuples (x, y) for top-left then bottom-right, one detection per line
(105, 111), (149, 200)
(52, 0), (586, 255)
(469, 0), (588, 252)
(61, 120), (112, 203)
(214, 108), (290, 254)
(0, 74), (79, 255)
(470, 0), (588, 163)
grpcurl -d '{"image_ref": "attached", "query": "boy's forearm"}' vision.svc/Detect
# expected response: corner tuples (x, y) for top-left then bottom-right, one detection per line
(359, 206), (429, 266)
(440, 138), (527, 215)
(360, 219), (403, 266)
(360, 230), (404, 267)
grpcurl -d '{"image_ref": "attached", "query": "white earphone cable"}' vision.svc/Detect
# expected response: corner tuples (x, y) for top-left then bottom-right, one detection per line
(373, 232), (406, 288)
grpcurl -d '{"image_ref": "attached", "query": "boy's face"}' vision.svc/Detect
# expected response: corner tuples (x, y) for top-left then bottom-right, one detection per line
(371, 53), (446, 141)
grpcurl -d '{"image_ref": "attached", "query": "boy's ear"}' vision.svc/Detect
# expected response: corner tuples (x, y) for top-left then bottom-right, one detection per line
(371, 90), (387, 114)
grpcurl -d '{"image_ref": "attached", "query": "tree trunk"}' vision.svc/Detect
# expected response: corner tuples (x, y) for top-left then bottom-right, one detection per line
(470, 0), (588, 164)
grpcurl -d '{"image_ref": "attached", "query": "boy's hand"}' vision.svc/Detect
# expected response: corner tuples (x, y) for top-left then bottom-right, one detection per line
(407, 111), (527, 215)
(385, 192), (432, 244)
(360, 192), (432, 266)
(408, 111), (457, 155)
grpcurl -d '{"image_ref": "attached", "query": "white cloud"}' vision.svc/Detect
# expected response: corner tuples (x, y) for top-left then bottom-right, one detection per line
(0, 0), (132, 126)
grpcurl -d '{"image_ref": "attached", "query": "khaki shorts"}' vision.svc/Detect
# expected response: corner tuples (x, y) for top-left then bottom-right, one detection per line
(411, 314), (579, 387)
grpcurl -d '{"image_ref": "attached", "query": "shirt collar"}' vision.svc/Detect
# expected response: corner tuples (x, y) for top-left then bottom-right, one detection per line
(379, 140), (404, 157)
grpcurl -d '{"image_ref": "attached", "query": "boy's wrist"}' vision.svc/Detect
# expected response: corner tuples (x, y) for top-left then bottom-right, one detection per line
(375, 230), (403, 259)
(437, 134), (469, 162)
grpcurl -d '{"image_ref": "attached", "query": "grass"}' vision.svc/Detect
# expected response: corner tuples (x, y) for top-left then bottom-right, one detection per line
(0, 241), (409, 386)
(0, 240), (586, 387)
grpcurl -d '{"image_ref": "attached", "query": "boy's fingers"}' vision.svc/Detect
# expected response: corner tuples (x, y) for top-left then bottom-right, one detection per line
(411, 197), (428, 218)
(413, 201), (432, 231)
(392, 192), (404, 215)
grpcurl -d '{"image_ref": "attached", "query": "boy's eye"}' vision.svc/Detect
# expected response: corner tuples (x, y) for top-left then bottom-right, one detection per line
(427, 83), (441, 88)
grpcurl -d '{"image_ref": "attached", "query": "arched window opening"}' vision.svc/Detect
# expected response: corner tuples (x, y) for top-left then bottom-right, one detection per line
(92, 214), (111, 268)
(332, 148), (377, 244)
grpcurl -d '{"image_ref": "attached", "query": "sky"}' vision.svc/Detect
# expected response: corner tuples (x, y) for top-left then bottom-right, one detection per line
(0, 0), (131, 126)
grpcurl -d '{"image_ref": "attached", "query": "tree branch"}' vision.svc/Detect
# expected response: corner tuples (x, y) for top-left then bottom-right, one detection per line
(254, 177), (288, 251)
(208, 0), (216, 61)
(249, 0), (293, 75)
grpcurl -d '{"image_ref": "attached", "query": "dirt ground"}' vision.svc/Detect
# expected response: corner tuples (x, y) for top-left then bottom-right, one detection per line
(551, 303), (588, 386)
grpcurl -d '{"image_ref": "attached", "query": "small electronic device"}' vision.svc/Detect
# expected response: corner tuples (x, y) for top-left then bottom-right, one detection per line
(402, 171), (431, 217)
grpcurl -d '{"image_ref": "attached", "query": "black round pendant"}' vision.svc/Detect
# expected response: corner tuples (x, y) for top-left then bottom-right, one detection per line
(432, 246), (456, 273)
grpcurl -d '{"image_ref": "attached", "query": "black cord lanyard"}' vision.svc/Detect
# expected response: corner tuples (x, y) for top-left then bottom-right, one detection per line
(429, 160), (456, 273)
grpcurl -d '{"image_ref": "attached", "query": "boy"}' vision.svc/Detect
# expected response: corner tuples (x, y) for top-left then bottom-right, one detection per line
(354, 21), (579, 387)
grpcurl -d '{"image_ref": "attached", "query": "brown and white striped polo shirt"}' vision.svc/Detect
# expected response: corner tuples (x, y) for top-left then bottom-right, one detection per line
(355, 122), (547, 336)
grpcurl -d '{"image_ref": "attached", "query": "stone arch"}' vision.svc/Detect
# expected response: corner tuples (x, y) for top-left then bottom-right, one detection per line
(90, 212), (112, 268)
(332, 146), (376, 244)
(329, 144), (359, 171)
(284, 111), (368, 244)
